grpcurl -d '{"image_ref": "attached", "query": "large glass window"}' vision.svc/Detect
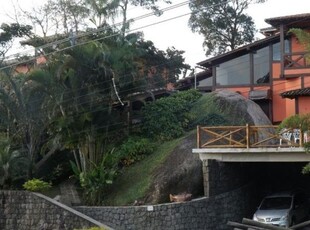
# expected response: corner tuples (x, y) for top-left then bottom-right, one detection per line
(273, 40), (290, 61)
(254, 47), (270, 84)
(216, 54), (250, 86)
(199, 76), (212, 87)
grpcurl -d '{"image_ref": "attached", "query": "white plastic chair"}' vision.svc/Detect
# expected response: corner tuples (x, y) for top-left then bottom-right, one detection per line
(279, 129), (292, 145)
(292, 129), (300, 144)
(304, 131), (309, 143)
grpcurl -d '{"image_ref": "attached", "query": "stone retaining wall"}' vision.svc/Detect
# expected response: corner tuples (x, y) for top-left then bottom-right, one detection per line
(206, 160), (251, 196)
(0, 183), (256, 230)
(76, 184), (255, 230)
(0, 190), (112, 230)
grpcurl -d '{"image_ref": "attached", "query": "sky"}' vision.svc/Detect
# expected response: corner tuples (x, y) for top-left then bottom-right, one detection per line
(1, 0), (310, 68)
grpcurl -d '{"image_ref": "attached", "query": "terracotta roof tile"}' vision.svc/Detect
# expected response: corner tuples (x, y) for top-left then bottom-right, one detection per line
(280, 87), (310, 99)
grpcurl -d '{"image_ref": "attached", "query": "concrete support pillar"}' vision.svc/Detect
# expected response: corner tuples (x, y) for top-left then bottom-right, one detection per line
(202, 159), (210, 197)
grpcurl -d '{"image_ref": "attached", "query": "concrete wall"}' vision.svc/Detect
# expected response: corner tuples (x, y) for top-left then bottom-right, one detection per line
(0, 190), (111, 230)
(75, 184), (255, 230)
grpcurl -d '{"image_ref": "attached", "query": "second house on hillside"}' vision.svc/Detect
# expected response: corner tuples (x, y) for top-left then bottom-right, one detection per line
(179, 13), (310, 124)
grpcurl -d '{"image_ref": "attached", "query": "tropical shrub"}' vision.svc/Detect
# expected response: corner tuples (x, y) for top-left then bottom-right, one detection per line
(278, 113), (310, 132)
(281, 113), (310, 174)
(141, 89), (202, 140)
(0, 135), (30, 189)
(116, 137), (155, 166)
(71, 150), (118, 205)
(23, 178), (52, 192)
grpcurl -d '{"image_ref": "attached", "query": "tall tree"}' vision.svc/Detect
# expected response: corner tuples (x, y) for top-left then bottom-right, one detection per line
(85, 0), (119, 27)
(20, 0), (89, 36)
(99, 31), (190, 95)
(0, 72), (48, 179)
(31, 42), (119, 174)
(188, 0), (266, 56)
(0, 23), (32, 62)
(48, 0), (90, 33)
(85, 0), (170, 36)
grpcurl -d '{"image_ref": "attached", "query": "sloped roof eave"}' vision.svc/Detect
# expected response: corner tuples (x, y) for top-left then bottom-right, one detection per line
(265, 13), (310, 28)
(197, 34), (280, 68)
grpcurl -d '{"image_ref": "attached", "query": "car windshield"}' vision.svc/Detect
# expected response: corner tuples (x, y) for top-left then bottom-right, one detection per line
(259, 197), (292, 210)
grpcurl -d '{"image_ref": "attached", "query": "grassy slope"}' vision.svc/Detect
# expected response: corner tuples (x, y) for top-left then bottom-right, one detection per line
(104, 137), (184, 206)
(104, 93), (226, 206)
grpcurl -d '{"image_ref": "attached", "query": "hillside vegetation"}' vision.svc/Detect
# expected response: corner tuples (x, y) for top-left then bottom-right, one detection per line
(103, 91), (246, 205)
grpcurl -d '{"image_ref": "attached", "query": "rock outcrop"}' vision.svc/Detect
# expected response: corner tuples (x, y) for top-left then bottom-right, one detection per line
(213, 90), (272, 126)
(144, 90), (272, 204)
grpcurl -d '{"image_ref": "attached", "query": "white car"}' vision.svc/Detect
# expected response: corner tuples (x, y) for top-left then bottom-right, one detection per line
(253, 190), (309, 227)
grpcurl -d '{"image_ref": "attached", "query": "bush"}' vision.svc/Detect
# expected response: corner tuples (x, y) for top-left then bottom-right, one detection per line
(116, 137), (155, 166)
(71, 150), (118, 205)
(278, 113), (310, 132)
(23, 178), (52, 192)
(141, 89), (202, 140)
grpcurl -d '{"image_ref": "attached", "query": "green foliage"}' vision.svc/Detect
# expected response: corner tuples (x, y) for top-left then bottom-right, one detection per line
(280, 113), (310, 175)
(304, 142), (310, 153)
(0, 148), (30, 189)
(74, 227), (107, 230)
(188, 0), (264, 55)
(116, 137), (156, 166)
(0, 72), (50, 179)
(23, 178), (52, 192)
(302, 161), (310, 174)
(141, 89), (202, 140)
(104, 137), (183, 205)
(71, 150), (118, 205)
(289, 29), (310, 54)
(0, 23), (32, 59)
(278, 113), (310, 132)
(107, 32), (190, 96)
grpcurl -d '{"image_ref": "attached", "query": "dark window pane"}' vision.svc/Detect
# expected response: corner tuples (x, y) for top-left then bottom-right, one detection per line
(273, 40), (291, 61)
(254, 47), (270, 84)
(199, 77), (212, 87)
(260, 197), (292, 210)
(216, 54), (250, 86)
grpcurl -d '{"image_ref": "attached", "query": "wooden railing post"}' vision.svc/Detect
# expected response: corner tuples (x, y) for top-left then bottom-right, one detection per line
(300, 127), (304, 147)
(246, 124), (250, 148)
(197, 125), (200, 148)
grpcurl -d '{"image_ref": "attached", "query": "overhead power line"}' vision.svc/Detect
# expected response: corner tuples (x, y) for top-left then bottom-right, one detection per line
(3, 0), (191, 64)
(1, 0), (232, 71)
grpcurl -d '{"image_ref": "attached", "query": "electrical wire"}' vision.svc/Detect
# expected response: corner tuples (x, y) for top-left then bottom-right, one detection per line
(1, 1), (309, 150)
(0, 34), (308, 117)
(2, 0), (192, 64)
(5, 78), (309, 152)
(1, 0), (235, 71)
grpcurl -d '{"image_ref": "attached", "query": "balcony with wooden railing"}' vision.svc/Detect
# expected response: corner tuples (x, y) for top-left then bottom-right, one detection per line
(284, 52), (310, 77)
(196, 124), (307, 149)
(194, 125), (310, 162)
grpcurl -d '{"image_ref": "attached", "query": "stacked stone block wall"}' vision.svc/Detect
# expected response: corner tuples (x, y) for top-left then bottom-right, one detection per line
(0, 190), (110, 230)
(206, 160), (251, 196)
(76, 184), (255, 230)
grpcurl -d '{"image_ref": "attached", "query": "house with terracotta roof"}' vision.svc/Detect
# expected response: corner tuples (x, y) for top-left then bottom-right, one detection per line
(179, 13), (310, 124)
